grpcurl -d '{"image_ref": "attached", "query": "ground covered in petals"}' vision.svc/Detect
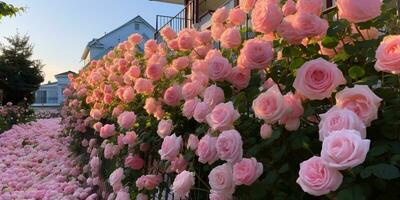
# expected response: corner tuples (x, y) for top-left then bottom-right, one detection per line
(0, 118), (92, 199)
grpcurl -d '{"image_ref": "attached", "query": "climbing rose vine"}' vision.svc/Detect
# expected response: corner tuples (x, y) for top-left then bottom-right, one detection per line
(62, 0), (400, 199)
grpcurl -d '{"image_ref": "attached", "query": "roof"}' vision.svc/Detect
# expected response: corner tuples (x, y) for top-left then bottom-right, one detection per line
(149, 0), (184, 5)
(81, 15), (155, 60)
(55, 71), (76, 77)
(41, 81), (57, 86)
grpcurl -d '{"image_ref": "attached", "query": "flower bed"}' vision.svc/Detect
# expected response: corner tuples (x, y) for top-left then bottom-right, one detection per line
(0, 102), (36, 133)
(62, 0), (400, 199)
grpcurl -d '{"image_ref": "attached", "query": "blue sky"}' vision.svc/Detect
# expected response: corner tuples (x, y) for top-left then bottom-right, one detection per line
(0, 0), (182, 82)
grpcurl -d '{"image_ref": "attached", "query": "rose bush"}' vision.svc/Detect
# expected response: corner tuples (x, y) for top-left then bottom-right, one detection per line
(62, 0), (400, 199)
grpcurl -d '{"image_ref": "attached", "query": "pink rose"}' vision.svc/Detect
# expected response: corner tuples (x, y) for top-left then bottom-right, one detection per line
(163, 85), (182, 106)
(228, 8), (246, 26)
(128, 33), (143, 44)
(216, 129), (243, 163)
(172, 171), (195, 199)
(172, 56), (190, 70)
(168, 39), (179, 50)
(293, 58), (346, 100)
(144, 39), (157, 58)
(165, 67), (179, 79)
(160, 26), (177, 41)
(282, 0), (297, 16)
(260, 123), (273, 139)
(93, 122), (103, 132)
(238, 38), (273, 70)
(292, 12), (328, 40)
(136, 175), (162, 190)
(209, 191), (232, 200)
(145, 63), (163, 81)
(90, 156), (100, 176)
(100, 124), (115, 138)
(239, 0), (257, 13)
(187, 134), (199, 150)
(211, 23), (225, 41)
(196, 30), (212, 44)
(159, 134), (182, 161)
(203, 85), (225, 108)
(277, 15), (305, 44)
(296, 0), (323, 16)
(125, 155), (144, 170)
(208, 164), (235, 195)
(375, 35), (400, 74)
(212, 7), (229, 24)
(220, 27), (242, 49)
(144, 97), (158, 114)
(109, 168), (124, 192)
(177, 28), (195, 50)
(206, 102), (240, 131)
(335, 85), (382, 126)
(196, 134), (219, 164)
(182, 82), (202, 100)
(157, 119), (173, 138)
(321, 130), (370, 170)
(297, 156), (343, 196)
(337, 0), (382, 23)
(352, 26), (379, 40)
(90, 109), (103, 120)
(193, 102), (211, 123)
(228, 67), (251, 90)
(252, 85), (286, 123)
(136, 193), (148, 200)
(123, 131), (137, 145)
(115, 190), (130, 200)
(279, 92), (303, 131)
(182, 98), (200, 119)
(207, 54), (232, 81)
(112, 106), (123, 118)
(233, 157), (263, 185)
(319, 107), (366, 141)
(134, 78), (154, 94)
(251, 1), (283, 34)
(168, 154), (188, 173)
(117, 111), (136, 130)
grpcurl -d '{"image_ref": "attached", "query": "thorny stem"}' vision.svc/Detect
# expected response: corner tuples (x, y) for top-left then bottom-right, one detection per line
(354, 24), (366, 41)
(194, 171), (211, 190)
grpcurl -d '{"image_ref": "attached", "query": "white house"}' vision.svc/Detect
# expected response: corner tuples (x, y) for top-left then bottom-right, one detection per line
(32, 71), (76, 108)
(81, 15), (155, 66)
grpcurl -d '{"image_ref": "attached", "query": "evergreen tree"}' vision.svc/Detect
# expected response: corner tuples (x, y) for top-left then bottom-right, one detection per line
(0, 34), (44, 105)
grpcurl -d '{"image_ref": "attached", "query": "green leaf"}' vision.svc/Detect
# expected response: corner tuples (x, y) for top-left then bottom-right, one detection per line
(322, 36), (339, 48)
(333, 51), (351, 62)
(337, 185), (366, 200)
(348, 66), (366, 79)
(289, 57), (305, 71)
(367, 163), (400, 180)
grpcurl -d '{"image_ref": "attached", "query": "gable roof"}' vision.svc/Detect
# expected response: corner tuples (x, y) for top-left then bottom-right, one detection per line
(81, 15), (155, 60)
(55, 71), (76, 77)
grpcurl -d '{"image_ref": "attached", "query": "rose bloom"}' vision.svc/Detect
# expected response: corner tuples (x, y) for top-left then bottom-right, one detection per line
(216, 129), (243, 163)
(228, 7), (246, 26)
(211, 23), (225, 41)
(337, 0), (382, 23)
(251, 0), (283, 34)
(321, 130), (370, 170)
(134, 78), (154, 94)
(116, 190), (130, 200)
(93, 122), (102, 132)
(203, 85), (225, 108)
(112, 106), (123, 118)
(197, 134), (219, 164)
(375, 35), (400, 74)
(168, 154), (188, 173)
(208, 164), (235, 195)
(168, 38), (179, 50)
(182, 98), (200, 119)
(196, 30), (212, 44)
(279, 92), (303, 131)
(233, 157), (263, 185)
(160, 26), (177, 41)
(209, 191), (232, 200)
(172, 171), (195, 199)
(109, 168), (124, 192)
(172, 56), (190, 70)
(123, 131), (137, 145)
(252, 85), (286, 123)
(144, 39), (158, 58)
(297, 156), (343, 196)
(207, 54), (232, 81)
(117, 111), (136, 130)
(282, 0), (296, 16)
(163, 85), (182, 106)
(182, 82), (202, 100)
(159, 134), (182, 161)
(206, 102), (240, 132)
(125, 155), (144, 170)
(128, 33), (143, 44)
(293, 58), (346, 100)
(238, 38), (273, 70)
(260, 123), (273, 139)
(177, 28), (195, 50)
(220, 27), (242, 49)
(145, 63), (163, 81)
(336, 85), (382, 126)
(136, 175), (162, 190)
(100, 124), (115, 138)
(296, 0), (323, 16)
(187, 134), (199, 150)
(319, 107), (366, 141)
(239, 0), (256, 13)
(157, 119), (173, 138)
(212, 7), (229, 24)
(193, 101), (210, 123)
(277, 15), (305, 44)
(144, 97), (157, 114)
(136, 193), (148, 200)
(228, 67), (251, 90)
(294, 12), (328, 39)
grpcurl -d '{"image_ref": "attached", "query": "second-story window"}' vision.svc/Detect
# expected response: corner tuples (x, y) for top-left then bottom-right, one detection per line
(135, 23), (140, 30)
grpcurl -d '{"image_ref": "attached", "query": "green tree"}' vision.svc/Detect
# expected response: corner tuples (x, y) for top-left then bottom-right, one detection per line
(0, 34), (44, 105)
(0, 1), (24, 20)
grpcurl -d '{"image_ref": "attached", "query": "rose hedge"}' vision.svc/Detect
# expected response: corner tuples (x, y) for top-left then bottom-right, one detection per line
(0, 101), (35, 133)
(62, 0), (400, 199)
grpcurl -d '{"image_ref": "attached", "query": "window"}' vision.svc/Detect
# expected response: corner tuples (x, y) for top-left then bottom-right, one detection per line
(135, 23), (140, 30)
(35, 90), (47, 104)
